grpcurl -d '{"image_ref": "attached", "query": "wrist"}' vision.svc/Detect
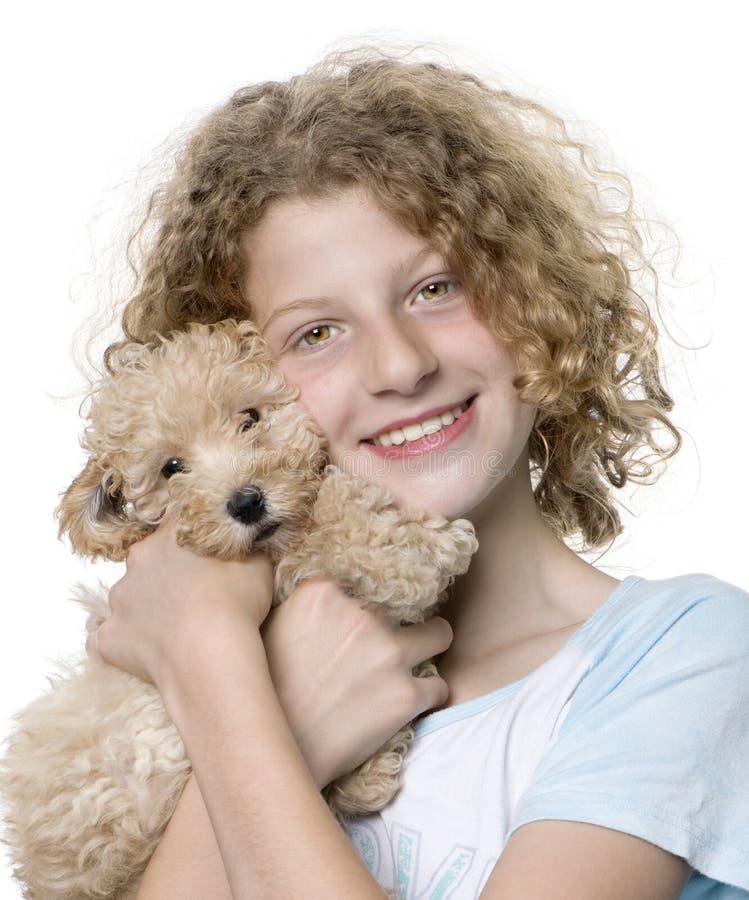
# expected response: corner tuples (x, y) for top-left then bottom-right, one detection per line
(159, 622), (333, 793)
(155, 615), (265, 718)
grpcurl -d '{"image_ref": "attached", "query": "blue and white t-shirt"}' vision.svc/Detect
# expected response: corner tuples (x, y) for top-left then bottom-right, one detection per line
(344, 573), (749, 899)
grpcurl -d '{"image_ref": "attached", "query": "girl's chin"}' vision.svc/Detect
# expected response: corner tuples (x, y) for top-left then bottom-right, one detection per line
(367, 474), (486, 521)
(330, 449), (497, 519)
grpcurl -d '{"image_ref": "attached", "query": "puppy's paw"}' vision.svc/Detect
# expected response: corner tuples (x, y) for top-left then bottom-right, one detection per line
(324, 727), (414, 820)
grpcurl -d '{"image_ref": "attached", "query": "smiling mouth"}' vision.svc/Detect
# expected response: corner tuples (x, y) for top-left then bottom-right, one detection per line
(363, 396), (475, 448)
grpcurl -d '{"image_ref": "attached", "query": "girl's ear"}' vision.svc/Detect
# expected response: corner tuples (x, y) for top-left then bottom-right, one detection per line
(56, 458), (151, 560)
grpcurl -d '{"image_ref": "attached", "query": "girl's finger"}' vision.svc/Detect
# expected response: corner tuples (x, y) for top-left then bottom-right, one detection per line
(398, 616), (454, 669)
(411, 671), (450, 715)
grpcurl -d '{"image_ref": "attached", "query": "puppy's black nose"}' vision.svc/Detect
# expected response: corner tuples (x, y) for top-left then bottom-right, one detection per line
(227, 487), (266, 525)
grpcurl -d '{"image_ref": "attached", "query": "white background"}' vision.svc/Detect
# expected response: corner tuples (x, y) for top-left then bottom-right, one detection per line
(1, 1), (746, 893)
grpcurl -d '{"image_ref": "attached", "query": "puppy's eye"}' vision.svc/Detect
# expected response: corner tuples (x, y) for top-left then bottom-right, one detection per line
(239, 408), (260, 432)
(161, 458), (185, 479)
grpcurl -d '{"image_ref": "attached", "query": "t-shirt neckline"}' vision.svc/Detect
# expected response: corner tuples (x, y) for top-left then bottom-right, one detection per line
(413, 573), (644, 737)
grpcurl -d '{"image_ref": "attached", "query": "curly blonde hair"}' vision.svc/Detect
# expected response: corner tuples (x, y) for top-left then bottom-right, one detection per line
(113, 44), (682, 553)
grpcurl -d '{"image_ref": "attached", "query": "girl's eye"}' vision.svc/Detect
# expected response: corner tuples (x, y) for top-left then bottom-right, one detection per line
(295, 324), (336, 349)
(415, 279), (455, 303)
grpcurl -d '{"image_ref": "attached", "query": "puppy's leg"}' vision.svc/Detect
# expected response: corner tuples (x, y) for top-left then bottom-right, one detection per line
(276, 470), (477, 621)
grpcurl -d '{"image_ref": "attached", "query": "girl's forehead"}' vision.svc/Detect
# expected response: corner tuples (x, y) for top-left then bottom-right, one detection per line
(242, 189), (444, 320)
(246, 187), (414, 246)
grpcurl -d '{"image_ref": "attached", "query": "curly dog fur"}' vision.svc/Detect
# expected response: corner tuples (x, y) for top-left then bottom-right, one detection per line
(0, 319), (477, 899)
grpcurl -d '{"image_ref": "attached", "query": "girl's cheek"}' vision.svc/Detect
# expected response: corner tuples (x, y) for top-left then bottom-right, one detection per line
(275, 348), (355, 448)
(274, 353), (317, 392)
(286, 379), (337, 439)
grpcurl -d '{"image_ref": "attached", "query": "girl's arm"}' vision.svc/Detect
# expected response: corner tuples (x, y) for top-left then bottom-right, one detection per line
(136, 774), (232, 898)
(136, 781), (693, 900)
(148, 618), (387, 899)
(480, 820), (691, 900)
(97, 522), (450, 899)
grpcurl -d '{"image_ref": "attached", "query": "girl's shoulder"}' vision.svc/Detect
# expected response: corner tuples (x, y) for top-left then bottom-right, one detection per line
(515, 572), (749, 894)
(569, 571), (749, 668)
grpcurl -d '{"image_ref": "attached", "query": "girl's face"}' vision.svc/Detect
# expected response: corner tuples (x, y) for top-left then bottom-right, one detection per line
(242, 188), (537, 520)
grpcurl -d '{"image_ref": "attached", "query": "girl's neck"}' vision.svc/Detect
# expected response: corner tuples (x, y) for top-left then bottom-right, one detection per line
(439, 449), (620, 665)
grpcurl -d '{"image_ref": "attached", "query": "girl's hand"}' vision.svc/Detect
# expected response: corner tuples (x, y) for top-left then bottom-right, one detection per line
(260, 579), (454, 790)
(91, 519), (274, 689)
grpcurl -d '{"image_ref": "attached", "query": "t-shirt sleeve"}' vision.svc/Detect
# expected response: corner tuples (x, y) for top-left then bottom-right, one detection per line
(510, 574), (749, 893)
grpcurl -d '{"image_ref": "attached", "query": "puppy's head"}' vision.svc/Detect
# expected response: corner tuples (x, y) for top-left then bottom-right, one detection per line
(57, 320), (327, 561)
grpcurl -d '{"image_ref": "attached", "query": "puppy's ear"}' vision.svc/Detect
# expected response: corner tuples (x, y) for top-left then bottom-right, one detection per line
(234, 319), (271, 359)
(56, 458), (151, 561)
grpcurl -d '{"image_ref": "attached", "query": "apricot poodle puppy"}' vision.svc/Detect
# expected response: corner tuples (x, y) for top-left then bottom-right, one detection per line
(0, 320), (477, 900)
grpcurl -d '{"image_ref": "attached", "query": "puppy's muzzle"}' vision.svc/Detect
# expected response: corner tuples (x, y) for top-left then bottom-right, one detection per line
(227, 486), (266, 525)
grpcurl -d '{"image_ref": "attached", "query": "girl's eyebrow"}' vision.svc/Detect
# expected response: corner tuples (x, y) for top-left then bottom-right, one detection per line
(260, 297), (334, 332)
(387, 245), (439, 276)
(259, 247), (443, 332)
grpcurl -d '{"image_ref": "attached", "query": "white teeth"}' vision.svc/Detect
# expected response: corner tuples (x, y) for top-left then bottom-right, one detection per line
(370, 401), (469, 447)
(422, 416), (444, 434)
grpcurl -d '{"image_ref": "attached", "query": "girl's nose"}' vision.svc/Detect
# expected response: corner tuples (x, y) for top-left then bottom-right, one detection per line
(359, 317), (439, 396)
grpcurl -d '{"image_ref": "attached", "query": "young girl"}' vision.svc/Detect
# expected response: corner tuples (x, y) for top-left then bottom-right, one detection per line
(87, 47), (749, 899)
